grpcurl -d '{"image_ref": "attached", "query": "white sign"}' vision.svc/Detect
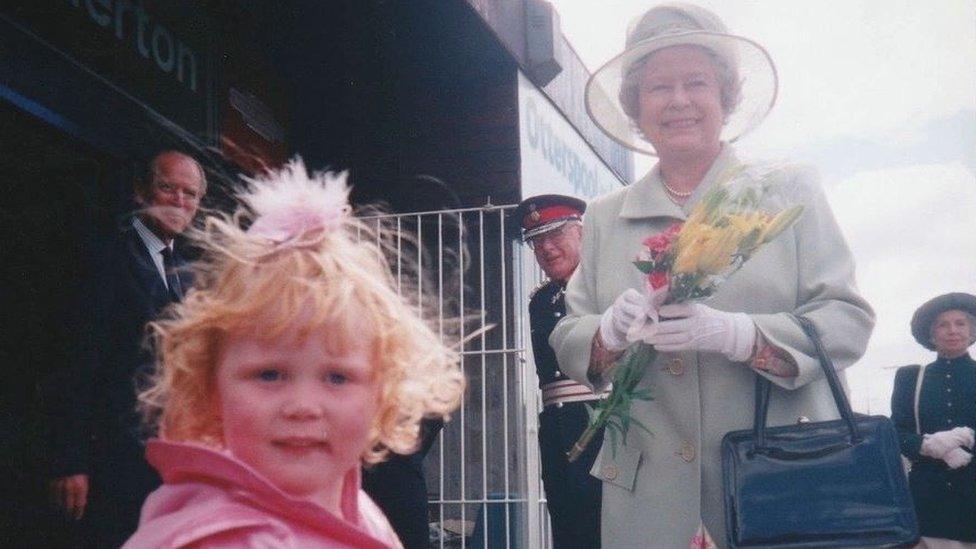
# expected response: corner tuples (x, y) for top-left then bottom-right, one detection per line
(517, 71), (623, 200)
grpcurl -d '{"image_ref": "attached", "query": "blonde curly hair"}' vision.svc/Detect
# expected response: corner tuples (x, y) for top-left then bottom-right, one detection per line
(139, 159), (464, 464)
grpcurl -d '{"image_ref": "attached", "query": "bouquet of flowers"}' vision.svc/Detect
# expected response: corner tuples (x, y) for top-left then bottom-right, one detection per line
(567, 166), (804, 462)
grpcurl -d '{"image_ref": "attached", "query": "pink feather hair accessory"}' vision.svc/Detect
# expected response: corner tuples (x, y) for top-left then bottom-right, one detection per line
(243, 157), (352, 243)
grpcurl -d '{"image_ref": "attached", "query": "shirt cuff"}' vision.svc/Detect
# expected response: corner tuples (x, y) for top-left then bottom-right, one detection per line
(750, 333), (799, 377)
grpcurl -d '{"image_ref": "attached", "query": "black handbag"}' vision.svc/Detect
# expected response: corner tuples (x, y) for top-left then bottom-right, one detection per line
(721, 316), (919, 548)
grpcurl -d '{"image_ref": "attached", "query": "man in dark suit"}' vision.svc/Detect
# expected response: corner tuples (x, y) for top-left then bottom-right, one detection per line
(47, 150), (206, 547)
(515, 194), (605, 549)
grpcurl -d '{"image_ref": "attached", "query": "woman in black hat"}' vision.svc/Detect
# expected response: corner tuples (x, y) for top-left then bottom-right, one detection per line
(891, 292), (976, 546)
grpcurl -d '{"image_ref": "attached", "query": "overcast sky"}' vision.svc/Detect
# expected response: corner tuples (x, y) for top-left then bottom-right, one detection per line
(548, 0), (976, 414)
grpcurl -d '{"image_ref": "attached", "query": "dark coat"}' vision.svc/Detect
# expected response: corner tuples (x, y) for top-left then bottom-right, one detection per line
(891, 354), (976, 541)
(530, 279), (602, 549)
(48, 223), (187, 547)
(530, 280), (571, 388)
(362, 419), (443, 549)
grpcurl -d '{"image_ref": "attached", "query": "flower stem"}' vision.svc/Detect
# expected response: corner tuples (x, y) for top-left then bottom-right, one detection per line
(567, 427), (596, 463)
(567, 400), (614, 462)
(566, 345), (657, 462)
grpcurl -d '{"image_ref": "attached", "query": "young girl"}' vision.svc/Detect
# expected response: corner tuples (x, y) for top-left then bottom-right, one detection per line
(123, 159), (465, 548)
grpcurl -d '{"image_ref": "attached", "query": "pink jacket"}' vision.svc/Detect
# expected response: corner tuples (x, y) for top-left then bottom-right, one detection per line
(122, 440), (402, 548)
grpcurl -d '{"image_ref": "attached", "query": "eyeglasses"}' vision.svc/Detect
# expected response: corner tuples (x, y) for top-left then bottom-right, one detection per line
(526, 224), (576, 250)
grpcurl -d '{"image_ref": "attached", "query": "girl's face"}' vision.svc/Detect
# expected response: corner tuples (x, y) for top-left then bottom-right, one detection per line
(214, 319), (380, 513)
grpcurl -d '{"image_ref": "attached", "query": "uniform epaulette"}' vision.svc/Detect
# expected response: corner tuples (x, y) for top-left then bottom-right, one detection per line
(529, 279), (552, 300)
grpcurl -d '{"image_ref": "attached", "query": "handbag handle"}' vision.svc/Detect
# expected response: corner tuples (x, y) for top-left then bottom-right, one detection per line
(753, 315), (862, 451)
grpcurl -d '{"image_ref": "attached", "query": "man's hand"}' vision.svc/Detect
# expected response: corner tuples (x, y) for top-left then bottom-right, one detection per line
(48, 474), (89, 520)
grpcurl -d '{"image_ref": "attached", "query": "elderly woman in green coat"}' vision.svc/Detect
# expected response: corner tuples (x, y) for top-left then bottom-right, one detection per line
(891, 293), (976, 548)
(549, 3), (875, 547)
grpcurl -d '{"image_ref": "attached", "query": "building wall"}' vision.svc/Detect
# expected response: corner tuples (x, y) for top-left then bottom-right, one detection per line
(541, 35), (633, 183)
(461, 0), (634, 184)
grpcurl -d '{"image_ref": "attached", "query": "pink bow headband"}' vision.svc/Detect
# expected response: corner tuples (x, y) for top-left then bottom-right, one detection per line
(243, 158), (351, 243)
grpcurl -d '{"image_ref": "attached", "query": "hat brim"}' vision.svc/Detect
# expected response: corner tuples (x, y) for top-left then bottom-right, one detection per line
(585, 30), (778, 156)
(522, 217), (578, 242)
(910, 292), (976, 351)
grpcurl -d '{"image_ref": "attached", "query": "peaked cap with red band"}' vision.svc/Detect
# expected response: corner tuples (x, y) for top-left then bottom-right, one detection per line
(513, 194), (586, 242)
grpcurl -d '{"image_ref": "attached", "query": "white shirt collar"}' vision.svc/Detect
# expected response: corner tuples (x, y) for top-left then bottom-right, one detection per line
(133, 216), (171, 254)
(132, 217), (173, 287)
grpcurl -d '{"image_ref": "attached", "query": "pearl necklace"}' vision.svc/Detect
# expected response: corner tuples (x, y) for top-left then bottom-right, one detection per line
(662, 180), (693, 198)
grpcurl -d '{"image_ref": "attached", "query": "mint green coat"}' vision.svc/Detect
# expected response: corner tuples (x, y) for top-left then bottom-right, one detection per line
(550, 146), (875, 548)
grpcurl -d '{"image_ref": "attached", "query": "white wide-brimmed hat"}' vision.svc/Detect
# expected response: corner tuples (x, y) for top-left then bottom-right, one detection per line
(585, 2), (778, 155)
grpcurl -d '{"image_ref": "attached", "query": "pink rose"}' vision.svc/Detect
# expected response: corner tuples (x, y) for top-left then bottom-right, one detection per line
(665, 222), (684, 237)
(648, 270), (669, 290)
(642, 234), (671, 254)
(642, 222), (684, 255)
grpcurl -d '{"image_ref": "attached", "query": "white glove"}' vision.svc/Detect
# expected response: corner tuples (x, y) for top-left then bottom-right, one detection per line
(644, 303), (757, 362)
(950, 426), (976, 449)
(599, 289), (647, 352)
(625, 284), (671, 345)
(943, 447), (973, 470)
(920, 427), (974, 459)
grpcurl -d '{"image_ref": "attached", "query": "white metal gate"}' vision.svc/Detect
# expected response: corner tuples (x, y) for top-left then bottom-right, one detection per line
(362, 203), (553, 549)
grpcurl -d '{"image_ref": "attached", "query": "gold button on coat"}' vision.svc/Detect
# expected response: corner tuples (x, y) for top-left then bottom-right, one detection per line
(602, 465), (618, 480)
(666, 357), (684, 376)
(679, 441), (695, 462)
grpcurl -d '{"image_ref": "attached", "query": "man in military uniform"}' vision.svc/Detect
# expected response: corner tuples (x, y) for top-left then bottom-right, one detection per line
(516, 194), (605, 549)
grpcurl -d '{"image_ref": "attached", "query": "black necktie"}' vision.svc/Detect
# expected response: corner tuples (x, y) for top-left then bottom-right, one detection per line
(160, 247), (183, 301)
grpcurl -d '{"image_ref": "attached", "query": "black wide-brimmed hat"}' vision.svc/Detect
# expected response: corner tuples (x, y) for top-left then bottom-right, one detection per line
(910, 292), (976, 350)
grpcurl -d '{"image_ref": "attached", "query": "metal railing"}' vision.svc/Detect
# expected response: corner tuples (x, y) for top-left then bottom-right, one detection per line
(361, 204), (553, 548)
